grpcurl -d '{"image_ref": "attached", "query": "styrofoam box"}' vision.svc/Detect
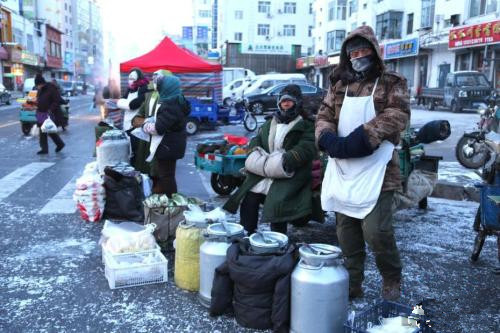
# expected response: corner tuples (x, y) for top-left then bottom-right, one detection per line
(104, 249), (168, 289)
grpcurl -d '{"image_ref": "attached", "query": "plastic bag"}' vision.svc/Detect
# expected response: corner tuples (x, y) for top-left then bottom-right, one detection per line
(30, 125), (39, 137)
(41, 118), (58, 133)
(131, 127), (150, 142)
(74, 161), (106, 222)
(100, 220), (157, 254)
(183, 205), (226, 224)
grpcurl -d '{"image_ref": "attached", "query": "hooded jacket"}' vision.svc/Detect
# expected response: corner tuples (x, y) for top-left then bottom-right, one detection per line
(154, 76), (191, 160)
(210, 239), (297, 333)
(315, 25), (410, 192)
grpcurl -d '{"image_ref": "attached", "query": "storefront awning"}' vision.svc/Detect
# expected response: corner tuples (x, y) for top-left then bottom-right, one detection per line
(0, 47), (8, 60)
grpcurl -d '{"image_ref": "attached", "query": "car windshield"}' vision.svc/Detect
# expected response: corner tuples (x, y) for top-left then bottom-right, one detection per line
(456, 74), (489, 87)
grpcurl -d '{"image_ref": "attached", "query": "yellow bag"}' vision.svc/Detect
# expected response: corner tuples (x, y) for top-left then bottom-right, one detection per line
(174, 222), (205, 291)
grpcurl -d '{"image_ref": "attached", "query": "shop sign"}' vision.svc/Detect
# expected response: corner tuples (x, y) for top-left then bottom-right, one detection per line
(10, 48), (22, 62)
(64, 51), (73, 67)
(242, 43), (291, 55)
(314, 55), (329, 67)
(296, 57), (306, 69)
(449, 20), (500, 49)
(21, 51), (39, 66)
(383, 38), (419, 60)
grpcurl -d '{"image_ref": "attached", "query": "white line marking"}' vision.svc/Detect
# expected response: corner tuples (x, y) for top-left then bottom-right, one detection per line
(39, 176), (77, 214)
(0, 121), (18, 129)
(0, 162), (55, 201)
(197, 170), (216, 196)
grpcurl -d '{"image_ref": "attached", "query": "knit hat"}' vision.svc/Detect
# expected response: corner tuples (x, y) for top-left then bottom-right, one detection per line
(34, 74), (46, 86)
(278, 84), (302, 105)
(157, 75), (181, 102)
(345, 36), (372, 56)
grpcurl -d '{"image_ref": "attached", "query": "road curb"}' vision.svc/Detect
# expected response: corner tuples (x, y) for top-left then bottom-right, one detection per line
(431, 181), (480, 202)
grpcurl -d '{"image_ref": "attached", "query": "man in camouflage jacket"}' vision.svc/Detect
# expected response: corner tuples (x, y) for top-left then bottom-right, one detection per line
(315, 25), (410, 300)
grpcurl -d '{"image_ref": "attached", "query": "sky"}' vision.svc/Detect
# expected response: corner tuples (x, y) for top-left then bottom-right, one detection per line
(100, 0), (193, 77)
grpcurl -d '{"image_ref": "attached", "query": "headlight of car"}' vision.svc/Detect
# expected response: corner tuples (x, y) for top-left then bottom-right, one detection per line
(458, 90), (467, 98)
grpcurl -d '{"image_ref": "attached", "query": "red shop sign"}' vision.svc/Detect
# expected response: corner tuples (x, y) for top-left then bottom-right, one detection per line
(449, 20), (500, 49)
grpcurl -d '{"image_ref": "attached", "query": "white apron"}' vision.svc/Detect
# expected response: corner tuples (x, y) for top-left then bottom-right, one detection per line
(321, 78), (394, 219)
(146, 97), (163, 163)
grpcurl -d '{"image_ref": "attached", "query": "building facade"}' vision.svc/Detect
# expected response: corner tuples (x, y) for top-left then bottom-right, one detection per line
(305, 0), (499, 92)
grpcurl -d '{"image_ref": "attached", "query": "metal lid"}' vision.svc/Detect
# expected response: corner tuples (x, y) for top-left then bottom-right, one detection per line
(249, 231), (288, 251)
(299, 243), (342, 266)
(207, 222), (244, 237)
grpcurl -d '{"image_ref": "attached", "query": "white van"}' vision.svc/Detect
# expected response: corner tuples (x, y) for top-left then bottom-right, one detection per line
(242, 73), (307, 97)
(23, 78), (35, 95)
(222, 67), (256, 86)
(223, 77), (254, 105)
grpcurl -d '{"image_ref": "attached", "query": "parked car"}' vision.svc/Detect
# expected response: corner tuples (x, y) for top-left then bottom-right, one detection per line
(241, 73), (307, 97)
(76, 81), (87, 95)
(419, 71), (494, 113)
(222, 67), (256, 86)
(0, 83), (11, 105)
(223, 77), (253, 105)
(245, 83), (326, 115)
(59, 80), (77, 96)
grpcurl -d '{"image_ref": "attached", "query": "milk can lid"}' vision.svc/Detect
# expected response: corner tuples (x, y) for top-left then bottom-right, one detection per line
(299, 243), (342, 261)
(207, 222), (244, 237)
(249, 231), (288, 249)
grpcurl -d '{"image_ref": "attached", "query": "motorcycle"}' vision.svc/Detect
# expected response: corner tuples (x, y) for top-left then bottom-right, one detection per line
(221, 97), (258, 132)
(455, 93), (499, 169)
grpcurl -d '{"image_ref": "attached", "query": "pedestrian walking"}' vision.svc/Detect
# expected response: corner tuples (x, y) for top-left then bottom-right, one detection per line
(34, 74), (65, 155)
(131, 69), (172, 175)
(141, 74), (190, 196)
(223, 84), (317, 235)
(316, 25), (410, 300)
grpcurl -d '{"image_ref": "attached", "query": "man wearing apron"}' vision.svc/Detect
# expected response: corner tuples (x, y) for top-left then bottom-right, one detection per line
(316, 26), (410, 300)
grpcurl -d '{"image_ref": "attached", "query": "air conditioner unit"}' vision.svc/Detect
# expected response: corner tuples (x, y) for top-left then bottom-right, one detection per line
(267, 13), (273, 18)
(265, 36), (271, 41)
(277, 31), (282, 36)
(278, 9), (282, 14)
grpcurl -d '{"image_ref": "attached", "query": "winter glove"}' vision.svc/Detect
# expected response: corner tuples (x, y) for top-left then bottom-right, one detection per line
(142, 122), (157, 135)
(318, 125), (374, 159)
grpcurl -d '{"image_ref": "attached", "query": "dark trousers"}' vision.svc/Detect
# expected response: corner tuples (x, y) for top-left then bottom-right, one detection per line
(153, 159), (177, 197)
(38, 126), (64, 152)
(240, 191), (288, 234)
(335, 191), (402, 288)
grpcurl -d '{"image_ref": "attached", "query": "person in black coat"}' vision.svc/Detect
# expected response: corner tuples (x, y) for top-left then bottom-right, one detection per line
(34, 74), (65, 155)
(209, 239), (297, 333)
(142, 75), (190, 196)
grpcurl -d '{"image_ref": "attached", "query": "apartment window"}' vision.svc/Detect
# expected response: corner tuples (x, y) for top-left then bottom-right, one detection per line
(65, 16), (68, 23)
(64, 3), (67, 10)
(258, 1), (271, 13)
(421, 0), (435, 28)
(349, 0), (358, 16)
(235, 10), (243, 19)
(66, 41), (69, 48)
(283, 24), (296, 36)
(363, 3), (367, 9)
(326, 30), (345, 53)
(199, 10), (211, 18)
(234, 32), (243, 41)
(308, 25), (313, 37)
(329, 0), (347, 20)
(470, 0), (497, 17)
(407, 13), (413, 34)
(257, 24), (270, 36)
(376, 11), (403, 40)
(309, 2), (313, 14)
(284, 2), (296, 14)
(27, 34), (34, 52)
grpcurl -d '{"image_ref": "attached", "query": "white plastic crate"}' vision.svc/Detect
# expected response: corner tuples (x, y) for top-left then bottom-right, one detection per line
(104, 249), (168, 289)
(101, 243), (161, 264)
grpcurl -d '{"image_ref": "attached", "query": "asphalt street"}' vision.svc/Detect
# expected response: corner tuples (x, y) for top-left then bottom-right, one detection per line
(0, 97), (498, 332)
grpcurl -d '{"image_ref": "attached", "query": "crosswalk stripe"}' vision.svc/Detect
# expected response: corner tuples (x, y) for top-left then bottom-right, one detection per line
(0, 162), (55, 201)
(39, 175), (77, 215)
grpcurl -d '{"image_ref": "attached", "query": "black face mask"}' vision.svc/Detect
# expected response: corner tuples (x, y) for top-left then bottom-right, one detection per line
(275, 104), (299, 124)
(351, 55), (374, 73)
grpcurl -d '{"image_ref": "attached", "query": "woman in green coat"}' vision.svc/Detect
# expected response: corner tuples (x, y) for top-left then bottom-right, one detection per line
(223, 84), (317, 235)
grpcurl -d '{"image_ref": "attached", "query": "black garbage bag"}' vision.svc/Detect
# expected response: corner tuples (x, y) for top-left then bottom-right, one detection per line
(416, 120), (451, 144)
(103, 169), (144, 221)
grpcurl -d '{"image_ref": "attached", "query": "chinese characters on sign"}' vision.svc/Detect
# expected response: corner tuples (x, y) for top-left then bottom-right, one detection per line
(383, 38), (419, 60)
(243, 43), (291, 55)
(449, 20), (500, 49)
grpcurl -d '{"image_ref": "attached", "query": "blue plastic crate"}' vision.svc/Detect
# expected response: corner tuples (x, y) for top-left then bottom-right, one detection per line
(195, 153), (246, 176)
(19, 109), (37, 122)
(344, 300), (426, 333)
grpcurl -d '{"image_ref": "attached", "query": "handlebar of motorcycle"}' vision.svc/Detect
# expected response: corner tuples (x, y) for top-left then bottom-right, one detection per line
(413, 120), (451, 145)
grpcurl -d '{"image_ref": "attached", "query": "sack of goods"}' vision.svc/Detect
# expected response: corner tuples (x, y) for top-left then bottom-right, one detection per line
(143, 193), (204, 241)
(96, 130), (130, 174)
(41, 118), (58, 133)
(100, 220), (157, 255)
(73, 161), (105, 222)
(103, 163), (144, 222)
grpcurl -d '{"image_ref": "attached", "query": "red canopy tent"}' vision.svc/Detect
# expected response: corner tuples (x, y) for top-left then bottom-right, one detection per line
(120, 37), (222, 73)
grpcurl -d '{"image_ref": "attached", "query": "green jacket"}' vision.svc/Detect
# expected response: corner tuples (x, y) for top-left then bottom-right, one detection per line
(132, 89), (160, 175)
(223, 117), (317, 223)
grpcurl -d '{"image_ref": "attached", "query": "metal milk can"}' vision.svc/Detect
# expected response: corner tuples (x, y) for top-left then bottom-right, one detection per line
(290, 243), (349, 333)
(199, 221), (244, 307)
